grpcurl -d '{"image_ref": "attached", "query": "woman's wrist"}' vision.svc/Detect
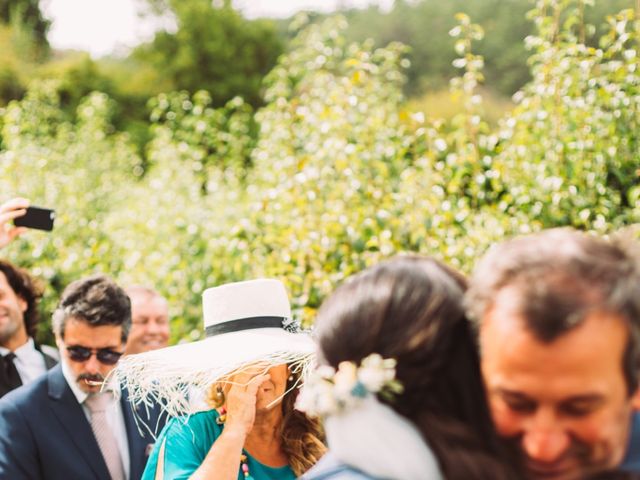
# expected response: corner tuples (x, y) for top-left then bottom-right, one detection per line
(221, 422), (250, 441)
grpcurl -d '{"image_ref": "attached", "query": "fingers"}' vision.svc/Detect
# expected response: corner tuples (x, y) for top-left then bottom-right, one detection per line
(0, 198), (30, 226)
(224, 373), (270, 406)
(245, 374), (271, 397)
(232, 365), (269, 385)
(7, 227), (27, 241)
(223, 373), (270, 435)
(0, 197), (30, 215)
(0, 209), (27, 225)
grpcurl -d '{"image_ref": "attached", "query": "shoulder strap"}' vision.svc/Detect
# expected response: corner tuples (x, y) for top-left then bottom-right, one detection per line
(155, 437), (167, 480)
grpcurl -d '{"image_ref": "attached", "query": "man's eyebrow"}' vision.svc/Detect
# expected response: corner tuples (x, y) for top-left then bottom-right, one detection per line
(495, 389), (605, 404)
(494, 387), (527, 397)
(67, 343), (123, 350)
(494, 388), (532, 400)
(561, 394), (605, 404)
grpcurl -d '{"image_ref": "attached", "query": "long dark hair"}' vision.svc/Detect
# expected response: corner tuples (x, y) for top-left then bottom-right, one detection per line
(314, 255), (517, 479)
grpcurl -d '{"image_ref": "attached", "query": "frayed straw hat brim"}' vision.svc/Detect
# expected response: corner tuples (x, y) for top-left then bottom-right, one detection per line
(112, 328), (315, 419)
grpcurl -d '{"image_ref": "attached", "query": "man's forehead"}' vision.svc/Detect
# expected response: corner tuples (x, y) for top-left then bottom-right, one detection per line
(480, 304), (630, 394)
(63, 317), (123, 340)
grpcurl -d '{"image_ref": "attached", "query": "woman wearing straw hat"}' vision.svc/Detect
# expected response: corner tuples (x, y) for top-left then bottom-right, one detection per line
(297, 256), (519, 479)
(114, 279), (325, 479)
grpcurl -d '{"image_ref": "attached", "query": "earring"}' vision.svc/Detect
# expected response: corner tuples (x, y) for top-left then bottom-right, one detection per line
(288, 374), (294, 381)
(215, 385), (225, 402)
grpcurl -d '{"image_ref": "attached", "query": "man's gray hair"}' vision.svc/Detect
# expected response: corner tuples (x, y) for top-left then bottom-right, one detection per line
(465, 227), (640, 393)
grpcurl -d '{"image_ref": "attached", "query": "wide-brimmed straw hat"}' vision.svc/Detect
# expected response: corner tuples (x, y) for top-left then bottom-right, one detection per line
(112, 278), (315, 418)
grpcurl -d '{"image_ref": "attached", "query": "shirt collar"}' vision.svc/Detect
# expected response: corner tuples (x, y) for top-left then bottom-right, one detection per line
(0, 337), (37, 357)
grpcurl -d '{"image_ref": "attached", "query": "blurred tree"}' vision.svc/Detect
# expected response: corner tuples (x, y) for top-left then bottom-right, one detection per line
(133, 0), (283, 107)
(0, 25), (27, 106)
(37, 53), (114, 111)
(339, 0), (635, 96)
(0, 0), (49, 58)
(0, 0), (637, 343)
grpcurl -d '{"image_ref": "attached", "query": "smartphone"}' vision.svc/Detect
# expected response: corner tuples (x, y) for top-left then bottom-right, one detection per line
(13, 206), (55, 231)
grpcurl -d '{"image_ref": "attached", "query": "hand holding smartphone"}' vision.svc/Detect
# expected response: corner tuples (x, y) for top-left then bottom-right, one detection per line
(0, 198), (32, 248)
(0, 198), (55, 248)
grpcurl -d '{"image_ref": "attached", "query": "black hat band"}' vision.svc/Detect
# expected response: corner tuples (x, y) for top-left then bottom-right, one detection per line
(205, 316), (285, 337)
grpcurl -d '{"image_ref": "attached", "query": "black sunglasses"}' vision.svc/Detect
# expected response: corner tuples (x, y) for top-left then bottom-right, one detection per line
(66, 346), (124, 365)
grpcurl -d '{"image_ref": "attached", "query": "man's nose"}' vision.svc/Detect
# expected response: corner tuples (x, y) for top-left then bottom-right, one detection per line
(522, 414), (570, 462)
(147, 320), (162, 333)
(84, 354), (101, 373)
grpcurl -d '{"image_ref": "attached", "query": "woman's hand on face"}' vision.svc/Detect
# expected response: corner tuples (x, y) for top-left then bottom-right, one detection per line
(224, 372), (271, 436)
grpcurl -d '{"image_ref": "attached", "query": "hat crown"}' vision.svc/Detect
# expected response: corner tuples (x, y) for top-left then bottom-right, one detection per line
(202, 279), (291, 329)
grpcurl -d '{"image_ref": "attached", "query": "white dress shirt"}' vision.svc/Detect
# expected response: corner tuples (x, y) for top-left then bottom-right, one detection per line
(0, 337), (47, 385)
(61, 359), (131, 479)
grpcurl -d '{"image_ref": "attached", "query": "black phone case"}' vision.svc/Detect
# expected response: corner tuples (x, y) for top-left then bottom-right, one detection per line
(13, 206), (55, 231)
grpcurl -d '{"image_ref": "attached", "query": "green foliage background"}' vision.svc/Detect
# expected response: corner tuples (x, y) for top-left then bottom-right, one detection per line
(1, 0), (639, 345)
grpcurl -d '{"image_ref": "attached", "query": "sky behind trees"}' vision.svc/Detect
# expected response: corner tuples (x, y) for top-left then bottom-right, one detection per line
(43, 0), (394, 56)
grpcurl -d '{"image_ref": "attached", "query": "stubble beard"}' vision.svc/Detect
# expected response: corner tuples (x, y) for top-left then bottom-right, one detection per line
(0, 310), (22, 346)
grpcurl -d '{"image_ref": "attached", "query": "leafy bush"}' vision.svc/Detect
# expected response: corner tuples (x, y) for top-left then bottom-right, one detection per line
(1, 0), (638, 342)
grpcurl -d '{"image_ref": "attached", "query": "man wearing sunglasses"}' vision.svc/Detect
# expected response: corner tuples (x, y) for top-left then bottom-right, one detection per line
(0, 274), (166, 479)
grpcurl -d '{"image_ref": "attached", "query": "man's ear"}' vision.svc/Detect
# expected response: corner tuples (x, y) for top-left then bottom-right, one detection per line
(631, 387), (640, 410)
(17, 296), (27, 314)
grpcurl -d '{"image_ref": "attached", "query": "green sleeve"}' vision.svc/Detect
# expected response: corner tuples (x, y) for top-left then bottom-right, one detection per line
(142, 411), (221, 480)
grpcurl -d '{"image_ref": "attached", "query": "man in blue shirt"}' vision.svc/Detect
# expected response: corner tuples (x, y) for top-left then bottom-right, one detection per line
(467, 228), (640, 479)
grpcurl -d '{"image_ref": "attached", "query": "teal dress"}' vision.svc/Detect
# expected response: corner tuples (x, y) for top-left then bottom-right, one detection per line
(142, 410), (296, 480)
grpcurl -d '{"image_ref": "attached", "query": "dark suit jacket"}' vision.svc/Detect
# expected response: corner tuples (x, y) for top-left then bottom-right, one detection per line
(0, 364), (166, 479)
(35, 344), (59, 371)
(0, 342), (58, 399)
(622, 412), (640, 472)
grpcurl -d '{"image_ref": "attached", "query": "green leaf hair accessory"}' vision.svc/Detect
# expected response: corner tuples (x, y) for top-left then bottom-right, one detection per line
(296, 353), (403, 417)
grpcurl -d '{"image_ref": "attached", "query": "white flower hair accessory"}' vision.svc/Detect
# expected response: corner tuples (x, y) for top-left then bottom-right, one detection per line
(296, 353), (403, 417)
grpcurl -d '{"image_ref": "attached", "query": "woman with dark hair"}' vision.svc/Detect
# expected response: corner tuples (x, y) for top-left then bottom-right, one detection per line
(299, 255), (517, 479)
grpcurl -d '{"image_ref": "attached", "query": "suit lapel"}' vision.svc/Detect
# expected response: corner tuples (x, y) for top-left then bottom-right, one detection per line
(47, 366), (111, 480)
(34, 343), (59, 370)
(42, 352), (58, 370)
(121, 388), (153, 479)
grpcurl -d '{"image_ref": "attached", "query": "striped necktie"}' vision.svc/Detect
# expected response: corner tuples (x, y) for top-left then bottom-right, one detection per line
(85, 392), (125, 480)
